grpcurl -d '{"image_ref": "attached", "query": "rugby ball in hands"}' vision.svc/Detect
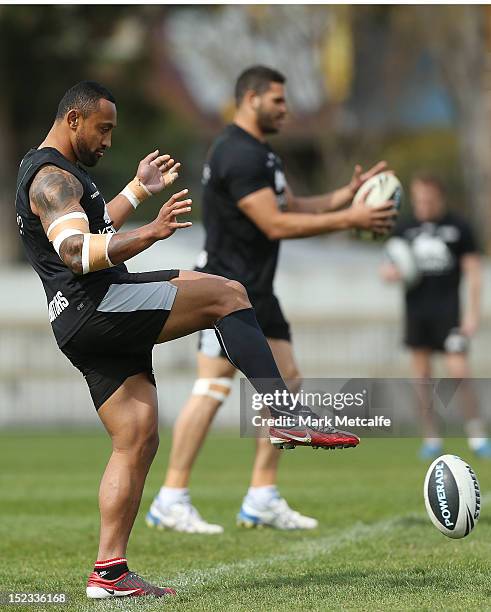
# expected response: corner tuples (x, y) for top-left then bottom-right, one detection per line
(353, 171), (404, 210)
(424, 454), (481, 539)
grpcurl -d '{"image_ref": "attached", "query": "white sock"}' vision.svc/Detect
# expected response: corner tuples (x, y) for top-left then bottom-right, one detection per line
(465, 419), (488, 450)
(156, 486), (190, 509)
(423, 437), (443, 447)
(245, 485), (279, 510)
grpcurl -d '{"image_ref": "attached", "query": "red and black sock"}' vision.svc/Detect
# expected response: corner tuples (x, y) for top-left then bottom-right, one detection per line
(93, 557), (129, 580)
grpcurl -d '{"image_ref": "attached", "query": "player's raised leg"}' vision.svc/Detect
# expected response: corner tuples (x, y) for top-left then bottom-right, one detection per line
(86, 373), (175, 599)
(238, 339), (318, 529)
(158, 270), (360, 450)
(147, 351), (235, 533)
(156, 271), (250, 342)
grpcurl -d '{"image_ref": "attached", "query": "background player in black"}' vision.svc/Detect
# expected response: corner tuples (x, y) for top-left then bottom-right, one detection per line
(380, 174), (490, 459)
(17, 81), (361, 599)
(147, 66), (396, 533)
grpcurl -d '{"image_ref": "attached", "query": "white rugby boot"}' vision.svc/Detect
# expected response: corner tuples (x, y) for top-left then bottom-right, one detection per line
(237, 496), (318, 530)
(146, 500), (224, 534)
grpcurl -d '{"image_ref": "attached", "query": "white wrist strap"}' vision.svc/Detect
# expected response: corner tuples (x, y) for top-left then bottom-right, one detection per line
(120, 178), (152, 209)
(121, 185), (140, 209)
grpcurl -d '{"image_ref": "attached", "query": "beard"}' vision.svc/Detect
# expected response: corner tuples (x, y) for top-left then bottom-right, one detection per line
(256, 108), (283, 134)
(75, 132), (99, 167)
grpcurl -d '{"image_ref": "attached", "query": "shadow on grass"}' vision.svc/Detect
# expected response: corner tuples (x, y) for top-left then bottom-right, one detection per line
(174, 566), (462, 606)
(243, 568), (457, 591)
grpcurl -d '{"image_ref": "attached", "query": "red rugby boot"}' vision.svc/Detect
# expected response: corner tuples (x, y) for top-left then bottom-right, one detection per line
(86, 570), (176, 599)
(270, 414), (360, 450)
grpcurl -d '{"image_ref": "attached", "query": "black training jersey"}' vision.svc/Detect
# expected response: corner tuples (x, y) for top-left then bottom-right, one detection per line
(196, 124), (287, 297)
(391, 212), (477, 315)
(15, 147), (127, 347)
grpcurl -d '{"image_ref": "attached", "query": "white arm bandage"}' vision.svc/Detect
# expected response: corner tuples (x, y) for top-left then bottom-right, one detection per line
(81, 233), (114, 275)
(52, 228), (83, 255)
(46, 211), (114, 274)
(120, 176), (152, 209)
(47, 212), (89, 256)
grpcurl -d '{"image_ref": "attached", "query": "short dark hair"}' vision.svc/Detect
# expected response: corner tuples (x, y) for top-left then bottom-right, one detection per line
(411, 173), (446, 196)
(235, 65), (286, 105)
(55, 81), (116, 120)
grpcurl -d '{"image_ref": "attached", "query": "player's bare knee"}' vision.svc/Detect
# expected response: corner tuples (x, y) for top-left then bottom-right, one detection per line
(133, 429), (159, 464)
(217, 279), (251, 317)
(114, 422), (159, 460)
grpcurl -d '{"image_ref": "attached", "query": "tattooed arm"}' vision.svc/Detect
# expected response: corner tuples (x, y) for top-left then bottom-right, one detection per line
(30, 166), (87, 273)
(29, 165), (192, 275)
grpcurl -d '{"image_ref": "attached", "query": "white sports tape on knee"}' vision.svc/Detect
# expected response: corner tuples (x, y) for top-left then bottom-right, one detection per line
(192, 378), (233, 402)
(120, 176), (152, 209)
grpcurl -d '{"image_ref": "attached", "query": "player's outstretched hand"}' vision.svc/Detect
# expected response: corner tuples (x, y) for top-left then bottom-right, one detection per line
(350, 187), (397, 234)
(152, 189), (192, 240)
(349, 160), (389, 196)
(136, 150), (181, 195)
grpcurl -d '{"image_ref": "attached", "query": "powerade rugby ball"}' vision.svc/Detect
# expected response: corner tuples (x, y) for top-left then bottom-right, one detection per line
(353, 171), (404, 211)
(423, 454), (480, 539)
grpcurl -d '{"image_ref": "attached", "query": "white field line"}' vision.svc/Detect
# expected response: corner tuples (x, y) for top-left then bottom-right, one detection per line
(92, 516), (412, 612)
(170, 492), (491, 592)
(171, 518), (401, 591)
(88, 493), (490, 612)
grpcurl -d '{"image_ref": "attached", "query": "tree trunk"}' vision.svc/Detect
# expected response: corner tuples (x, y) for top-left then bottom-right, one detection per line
(418, 5), (491, 252)
(0, 87), (20, 263)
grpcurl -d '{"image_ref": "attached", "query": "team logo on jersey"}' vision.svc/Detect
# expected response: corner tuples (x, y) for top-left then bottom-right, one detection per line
(266, 152), (277, 168)
(48, 291), (69, 323)
(412, 233), (454, 273)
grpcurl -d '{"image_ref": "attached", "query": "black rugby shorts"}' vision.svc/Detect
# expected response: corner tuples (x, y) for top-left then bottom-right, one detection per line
(404, 308), (460, 352)
(61, 270), (179, 410)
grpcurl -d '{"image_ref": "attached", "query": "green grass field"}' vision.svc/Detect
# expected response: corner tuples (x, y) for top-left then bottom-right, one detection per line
(1, 430), (490, 611)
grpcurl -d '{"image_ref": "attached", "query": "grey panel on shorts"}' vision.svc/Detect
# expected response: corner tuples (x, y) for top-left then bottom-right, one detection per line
(199, 328), (224, 358)
(97, 281), (177, 313)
